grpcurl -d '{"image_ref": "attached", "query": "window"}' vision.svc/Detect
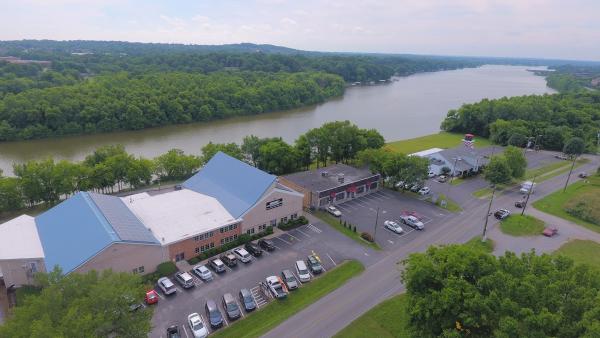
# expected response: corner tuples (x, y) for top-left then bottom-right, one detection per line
(336, 192), (345, 201)
(175, 253), (185, 262)
(246, 228), (255, 235)
(221, 235), (237, 245)
(195, 247), (200, 254)
(280, 216), (288, 224)
(138, 266), (144, 273)
(259, 224), (267, 231)
(356, 186), (365, 194)
(194, 235), (200, 241)
(132, 267), (138, 274)
(199, 243), (214, 252)
(291, 213), (298, 220)
(370, 182), (378, 190)
(266, 198), (283, 210)
(319, 197), (329, 206)
(270, 219), (277, 226)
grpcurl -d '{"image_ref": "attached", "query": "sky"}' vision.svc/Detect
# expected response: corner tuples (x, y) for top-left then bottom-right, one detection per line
(2, 0), (600, 61)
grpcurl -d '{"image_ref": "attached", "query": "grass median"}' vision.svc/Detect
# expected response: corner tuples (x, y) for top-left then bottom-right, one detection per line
(554, 240), (600, 270)
(385, 132), (492, 154)
(500, 214), (545, 236)
(211, 260), (365, 338)
(315, 211), (381, 250)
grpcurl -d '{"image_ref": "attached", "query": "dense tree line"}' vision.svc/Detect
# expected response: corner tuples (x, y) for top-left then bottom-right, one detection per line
(441, 92), (600, 152)
(0, 61), (79, 98)
(356, 147), (429, 190)
(0, 71), (344, 140)
(402, 244), (600, 337)
(544, 64), (600, 92)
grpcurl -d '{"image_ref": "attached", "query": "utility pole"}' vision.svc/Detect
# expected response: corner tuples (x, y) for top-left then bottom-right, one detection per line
(521, 175), (536, 216)
(563, 155), (577, 192)
(373, 207), (380, 239)
(482, 186), (496, 242)
(447, 157), (461, 194)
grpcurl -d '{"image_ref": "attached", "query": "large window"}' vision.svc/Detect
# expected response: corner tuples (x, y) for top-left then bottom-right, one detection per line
(356, 185), (365, 194)
(370, 182), (378, 190)
(246, 228), (255, 235)
(220, 223), (238, 233)
(336, 192), (345, 201)
(266, 198), (283, 210)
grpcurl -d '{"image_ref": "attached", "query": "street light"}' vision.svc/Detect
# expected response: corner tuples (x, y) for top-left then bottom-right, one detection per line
(373, 207), (380, 240)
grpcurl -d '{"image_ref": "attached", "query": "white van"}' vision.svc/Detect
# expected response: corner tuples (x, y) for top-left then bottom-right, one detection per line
(295, 260), (311, 282)
(233, 248), (252, 263)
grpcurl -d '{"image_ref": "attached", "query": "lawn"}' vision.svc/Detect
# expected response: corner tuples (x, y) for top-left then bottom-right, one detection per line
(434, 194), (462, 213)
(211, 260), (365, 338)
(533, 175), (600, 233)
(524, 158), (589, 183)
(385, 132), (492, 154)
(314, 211), (381, 250)
(465, 236), (495, 253)
(554, 240), (600, 270)
(333, 294), (411, 338)
(500, 214), (545, 236)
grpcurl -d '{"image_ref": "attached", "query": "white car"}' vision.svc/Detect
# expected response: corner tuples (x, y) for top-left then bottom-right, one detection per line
(193, 264), (213, 281)
(233, 247), (252, 263)
(188, 312), (208, 338)
(157, 277), (177, 295)
(295, 260), (311, 283)
(428, 171), (435, 178)
(384, 220), (404, 234)
(418, 187), (430, 195)
(327, 205), (342, 217)
(400, 215), (425, 230)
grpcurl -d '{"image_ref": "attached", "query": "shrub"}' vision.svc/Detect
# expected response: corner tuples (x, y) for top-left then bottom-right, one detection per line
(188, 257), (200, 265)
(156, 261), (178, 276)
(353, 226), (357, 233)
(186, 227), (274, 264)
(441, 166), (451, 175)
(360, 232), (374, 242)
(564, 193), (600, 225)
(278, 216), (309, 230)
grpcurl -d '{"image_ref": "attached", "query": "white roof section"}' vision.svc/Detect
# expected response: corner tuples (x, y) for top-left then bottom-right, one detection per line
(410, 148), (444, 157)
(122, 189), (240, 245)
(0, 215), (45, 260)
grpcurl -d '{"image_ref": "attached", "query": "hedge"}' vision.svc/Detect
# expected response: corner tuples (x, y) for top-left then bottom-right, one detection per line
(278, 216), (309, 230)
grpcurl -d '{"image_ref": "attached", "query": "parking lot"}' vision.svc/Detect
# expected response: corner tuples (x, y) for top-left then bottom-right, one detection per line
(149, 220), (378, 337)
(334, 189), (450, 250)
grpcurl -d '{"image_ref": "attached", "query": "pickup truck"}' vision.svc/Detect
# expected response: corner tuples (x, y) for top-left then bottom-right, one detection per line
(265, 276), (288, 299)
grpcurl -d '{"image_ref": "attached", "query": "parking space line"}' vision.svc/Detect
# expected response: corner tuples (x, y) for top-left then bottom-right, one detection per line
(326, 253), (337, 266)
(275, 236), (292, 245)
(155, 289), (165, 299)
(388, 239), (394, 244)
(287, 233), (301, 241)
(236, 300), (245, 318)
(201, 314), (210, 334)
(295, 228), (311, 238)
(292, 271), (303, 285)
(306, 224), (322, 233)
(272, 244), (282, 250)
(182, 324), (190, 338)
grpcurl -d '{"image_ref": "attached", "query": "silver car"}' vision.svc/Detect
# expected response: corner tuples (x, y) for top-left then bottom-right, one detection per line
(295, 260), (311, 282)
(193, 264), (213, 281)
(281, 269), (299, 290)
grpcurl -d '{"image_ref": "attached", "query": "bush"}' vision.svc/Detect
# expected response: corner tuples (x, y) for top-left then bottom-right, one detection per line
(441, 166), (451, 175)
(361, 232), (374, 242)
(157, 261), (178, 276)
(278, 216), (309, 230)
(353, 226), (357, 233)
(186, 227), (274, 264)
(565, 193), (600, 225)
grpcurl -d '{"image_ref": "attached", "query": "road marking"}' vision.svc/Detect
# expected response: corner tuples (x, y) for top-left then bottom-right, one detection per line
(236, 300), (245, 318)
(306, 224), (322, 233)
(272, 244), (282, 250)
(276, 236), (292, 245)
(364, 252), (369, 256)
(182, 324), (190, 338)
(287, 233), (301, 241)
(292, 271), (303, 285)
(201, 314), (211, 334)
(388, 239), (394, 244)
(156, 290), (165, 300)
(295, 228), (311, 238)
(326, 253), (337, 266)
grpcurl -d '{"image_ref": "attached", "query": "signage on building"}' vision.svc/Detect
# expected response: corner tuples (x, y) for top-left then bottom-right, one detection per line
(266, 198), (283, 210)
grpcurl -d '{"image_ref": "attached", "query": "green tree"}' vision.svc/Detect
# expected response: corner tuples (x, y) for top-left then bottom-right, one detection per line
(507, 133), (528, 147)
(200, 142), (243, 164)
(563, 137), (585, 158)
(241, 135), (262, 167)
(154, 149), (201, 181)
(257, 139), (299, 175)
(294, 134), (313, 170)
(0, 177), (23, 212)
(484, 156), (512, 185)
(503, 146), (527, 178)
(360, 128), (385, 149)
(0, 268), (152, 338)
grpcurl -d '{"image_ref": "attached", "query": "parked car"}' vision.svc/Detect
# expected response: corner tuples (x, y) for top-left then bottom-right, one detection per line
(327, 205), (342, 217)
(281, 269), (299, 290)
(307, 255), (323, 274)
(428, 171), (436, 178)
(295, 260), (311, 282)
(145, 290), (159, 305)
(418, 187), (430, 195)
(166, 325), (181, 338)
(187, 312), (208, 338)
(437, 175), (448, 183)
(515, 200), (526, 208)
(233, 247), (252, 263)
(266, 276), (288, 299)
(239, 288), (256, 312)
(222, 293), (241, 320)
(494, 209), (511, 220)
(175, 271), (195, 289)
(401, 210), (424, 220)
(410, 184), (423, 192)
(258, 239), (275, 251)
(384, 220), (404, 234)
(543, 227), (559, 237)
(192, 264), (213, 281)
(245, 241), (263, 257)
(174, 184), (183, 191)
(157, 277), (177, 295)
(400, 215), (425, 230)
(205, 299), (224, 328)
(220, 252), (238, 267)
(579, 172), (589, 178)
(555, 153), (569, 160)
(209, 258), (226, 273)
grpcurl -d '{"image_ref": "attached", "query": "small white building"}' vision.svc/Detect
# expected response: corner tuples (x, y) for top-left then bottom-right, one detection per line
(0, 215), (45, 287)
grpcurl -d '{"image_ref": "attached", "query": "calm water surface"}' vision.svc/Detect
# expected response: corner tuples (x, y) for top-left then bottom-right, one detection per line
(0, 65), (555, 175)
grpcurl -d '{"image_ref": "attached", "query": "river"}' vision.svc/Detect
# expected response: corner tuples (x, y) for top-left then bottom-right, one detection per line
(0, 65), (555, 175)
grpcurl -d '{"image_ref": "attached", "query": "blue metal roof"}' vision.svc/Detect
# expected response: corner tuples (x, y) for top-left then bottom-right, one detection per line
(183, 152), (276, 218)
(35, 192), (158, 274)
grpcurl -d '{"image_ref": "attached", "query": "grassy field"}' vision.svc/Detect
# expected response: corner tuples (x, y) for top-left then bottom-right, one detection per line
(554, 240), (600, 270)
(434, 194), (462, 213)
(333, 294), (411, 338)
(500, 214), (545, 236)
(533, 175), (600, 233)
(524, 158), (589, 183)
(314, 211), (381, 250)
(465, 236), (495, 253)
(211, 260), (365, 338)
(385, 132), (493, 154)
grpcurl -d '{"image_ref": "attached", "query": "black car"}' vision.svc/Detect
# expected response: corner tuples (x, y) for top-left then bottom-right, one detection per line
(306, 255), (323, 274)
(515, 200), (526, 208)
(205, 299), (224, 328)
(245, 241), (263, 257)
(494, 209), (511, 220)
(166, 325), (181, 338)
(239, 288), (256, 312)
(258, 239), (275, 251)
(220, 252), (237, 267)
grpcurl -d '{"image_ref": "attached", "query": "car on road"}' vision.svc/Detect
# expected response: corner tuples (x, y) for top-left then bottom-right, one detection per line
(418, 187), (430, 195)
(515, 200), (526, 208)
(494, 209), (511, 220)
(187, 313), (208, 338)
(220, 252), (238, 267)
(233, 247), (252, 263)
(579, 172), (588, 178)
(239, 288), (256, 312)
(245, 241), (263, 257)
(384, 220), (404, 234)
(258, 239), (275, 251)
(157, 277), (177, 295)
(174, 271), (195, 289)
(209, 258), (226, 273)
(192, 264), (213, 281)
(295, 260), (311, 282)
(281, 269), (299, 290)
(222, 293), (241, 320)
(266, 276), (288, 299)
(400, 215), (425, 230)
(145, 290), (159, 305)
(205, 299), (224, 328)
(543, 227), (558, 237)
(436, 175), (448, 183)
(326, 205), (342, 217)
(307, 255), (323, 274)
(166, 325), (181, 338)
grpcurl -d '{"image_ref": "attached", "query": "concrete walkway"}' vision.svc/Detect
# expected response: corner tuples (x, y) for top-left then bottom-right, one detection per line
(489, 207), (600, 256)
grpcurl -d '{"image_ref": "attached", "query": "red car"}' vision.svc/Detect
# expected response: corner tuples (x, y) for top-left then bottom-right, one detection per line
(145, 290), (159, 305)
(542, 227), (558, 237)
